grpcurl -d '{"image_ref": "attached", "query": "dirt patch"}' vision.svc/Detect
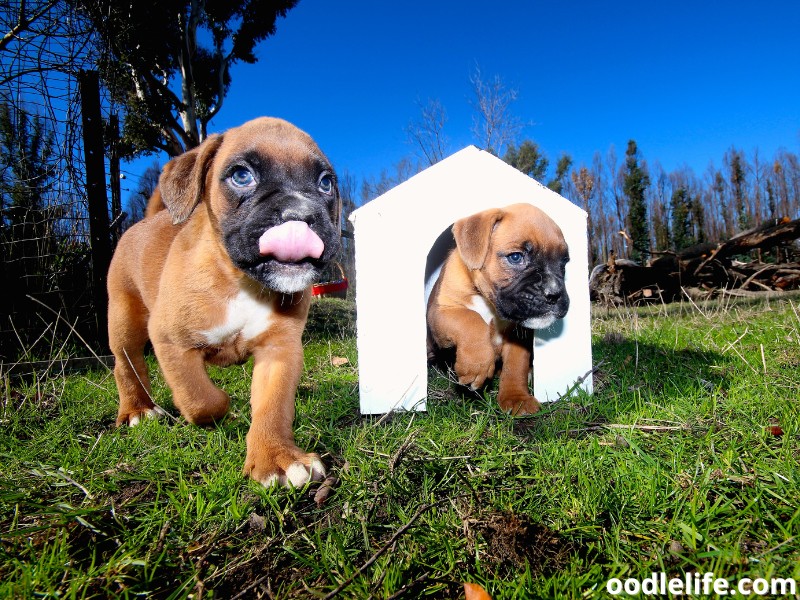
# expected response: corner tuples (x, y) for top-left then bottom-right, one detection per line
(466, 512), (575, 574)
(109, 479), (156, 506)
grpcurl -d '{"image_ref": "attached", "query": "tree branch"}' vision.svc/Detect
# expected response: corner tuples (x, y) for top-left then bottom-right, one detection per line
(0, 0), (60, 52)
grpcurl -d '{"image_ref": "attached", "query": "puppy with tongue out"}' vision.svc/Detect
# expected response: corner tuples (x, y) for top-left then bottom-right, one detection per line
(107, 118), (341, 488)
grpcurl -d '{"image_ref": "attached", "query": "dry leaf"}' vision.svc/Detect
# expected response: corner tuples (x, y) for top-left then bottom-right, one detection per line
(464, 582), (492, 600)
(313, 475), (339, 506)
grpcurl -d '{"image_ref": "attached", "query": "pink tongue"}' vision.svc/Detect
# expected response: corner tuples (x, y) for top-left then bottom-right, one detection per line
(258, 221), (325, 262)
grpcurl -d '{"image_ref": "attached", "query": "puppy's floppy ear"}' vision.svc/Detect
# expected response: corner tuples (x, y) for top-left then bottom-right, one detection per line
(452, 208), (504, 270)
(158, 134), (224, 225)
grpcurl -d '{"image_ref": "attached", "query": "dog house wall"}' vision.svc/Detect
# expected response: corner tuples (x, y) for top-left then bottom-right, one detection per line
(349, 146), (592, 415)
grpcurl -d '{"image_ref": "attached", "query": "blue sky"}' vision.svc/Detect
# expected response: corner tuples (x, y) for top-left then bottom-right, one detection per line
(124, 0), (800, 201)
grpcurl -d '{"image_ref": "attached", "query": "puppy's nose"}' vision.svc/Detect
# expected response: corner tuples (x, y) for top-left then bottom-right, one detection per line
(544, 290), (562, 304)
(281, 202), (317, 225)
(543, 280), (563, 304)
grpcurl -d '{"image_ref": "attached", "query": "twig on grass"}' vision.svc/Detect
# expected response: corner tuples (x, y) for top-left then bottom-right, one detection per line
(514, 362), (603, 421)
(373, 375), (423, 427)
(385, 571), (432, 600)
(389, 431), (418, 473)
(322, 497), (457, 600)
(230, 573), (273, 600)
(755, 535), (797, 558)
(564, 422), (693, 436)
(680, 287), (712, 320)
(30, 465), (94, 500)
(154, 520), (171, 555)
(556, 361), (603, 402)
(314, 462), (349, 507)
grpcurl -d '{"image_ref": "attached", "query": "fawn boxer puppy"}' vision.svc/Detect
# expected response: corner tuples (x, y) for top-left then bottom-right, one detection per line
(427, 203), (569, 414)
(107, 117), (341, 487)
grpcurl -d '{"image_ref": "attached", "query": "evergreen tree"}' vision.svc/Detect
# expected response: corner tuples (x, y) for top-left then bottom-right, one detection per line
(726, 149), (749, 231)
(670, 187), (694, 251)
(547, 153), (573, 195)
(0, 102), (57, 269)
(0, 103), (55, 229)
(0, 103), (62, 358)
(504, 140), (548, 182)
(622, 140), (651, 263)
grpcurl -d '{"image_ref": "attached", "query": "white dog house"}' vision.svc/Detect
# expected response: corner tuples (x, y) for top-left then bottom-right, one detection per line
(349, 146), (593, 414)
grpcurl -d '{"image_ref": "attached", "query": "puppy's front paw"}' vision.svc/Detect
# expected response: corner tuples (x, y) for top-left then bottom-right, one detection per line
(455, 347), (496, 390)
(118, 404), (167, 427)
(497, 392), (541, 416)
(244, 444), (326, 488)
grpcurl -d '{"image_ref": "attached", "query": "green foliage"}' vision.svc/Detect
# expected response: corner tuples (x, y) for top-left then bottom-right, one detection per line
(671, 187), (695, 251)
(623, 140), (651, 264)
(0, 103), (55, 224)
(504, 139), (549, 182)
(1, 297), (798, 597)
(726, 149), (750, 231)
(547, 153), (573, 195)
(72, 0), (299, 158)
(303, 297), (356, 341)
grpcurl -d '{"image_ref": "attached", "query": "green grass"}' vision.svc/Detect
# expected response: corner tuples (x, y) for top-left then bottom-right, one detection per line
(1, 296), (799, 598)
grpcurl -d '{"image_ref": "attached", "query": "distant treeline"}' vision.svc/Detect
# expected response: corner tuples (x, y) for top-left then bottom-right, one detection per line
(357, 139), (800, 267)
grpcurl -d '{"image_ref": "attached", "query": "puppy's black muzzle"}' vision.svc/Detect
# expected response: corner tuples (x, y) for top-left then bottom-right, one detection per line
(496, 272), (570, 323)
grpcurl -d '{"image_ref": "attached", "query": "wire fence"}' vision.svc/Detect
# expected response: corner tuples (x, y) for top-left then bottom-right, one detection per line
(0, 2), (109, 364)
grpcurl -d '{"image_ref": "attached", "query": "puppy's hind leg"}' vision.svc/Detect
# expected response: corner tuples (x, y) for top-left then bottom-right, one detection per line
(109, 292), (164, 426)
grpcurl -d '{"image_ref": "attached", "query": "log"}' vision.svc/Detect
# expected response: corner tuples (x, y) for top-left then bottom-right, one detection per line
(589, 218), (800, 305)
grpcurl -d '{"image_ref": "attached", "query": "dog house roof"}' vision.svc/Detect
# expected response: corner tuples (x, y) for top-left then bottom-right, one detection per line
(350, 145), (586, 228)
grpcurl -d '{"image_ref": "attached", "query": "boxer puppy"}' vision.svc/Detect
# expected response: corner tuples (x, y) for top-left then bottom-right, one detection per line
(427, 203), (569, 415)
(107, 117), (341, 487)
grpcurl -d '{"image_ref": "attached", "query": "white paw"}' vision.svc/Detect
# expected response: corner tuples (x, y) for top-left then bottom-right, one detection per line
(128, 405), (166, 427)
(260, 459), (327, 489)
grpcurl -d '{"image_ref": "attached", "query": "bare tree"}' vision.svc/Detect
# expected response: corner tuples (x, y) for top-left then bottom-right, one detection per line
(469, 65), (524, 156)
(571, 164), (596, 263)
(360, 158), (419, 203)
(406, 98), (449, 166)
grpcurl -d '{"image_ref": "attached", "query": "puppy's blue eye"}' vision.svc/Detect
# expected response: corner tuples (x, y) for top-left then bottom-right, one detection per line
(230, 167), (255, 188)
(318, 174), (334, 195)
(507, 252), (524, 265)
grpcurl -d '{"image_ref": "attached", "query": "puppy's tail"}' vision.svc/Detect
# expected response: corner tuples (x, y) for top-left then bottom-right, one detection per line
(144, 188), (166, 219)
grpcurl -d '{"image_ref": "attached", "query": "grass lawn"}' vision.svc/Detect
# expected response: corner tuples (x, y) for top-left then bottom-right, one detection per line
(1, 296), (799, 598)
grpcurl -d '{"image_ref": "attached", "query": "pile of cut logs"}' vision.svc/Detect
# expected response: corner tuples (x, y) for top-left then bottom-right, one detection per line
(589, 217), (800, 305)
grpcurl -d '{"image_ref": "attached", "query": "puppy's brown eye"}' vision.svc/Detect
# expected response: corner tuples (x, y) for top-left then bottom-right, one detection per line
(506, 252), (524, 265)
(230, 167), (255, 188)
(318, 174), (334, 195)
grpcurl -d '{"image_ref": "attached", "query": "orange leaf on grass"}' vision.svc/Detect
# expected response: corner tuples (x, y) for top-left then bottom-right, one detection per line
(464, 582), (492, 600)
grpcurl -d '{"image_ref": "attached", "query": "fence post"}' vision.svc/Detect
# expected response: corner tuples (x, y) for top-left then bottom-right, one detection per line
(79, 70), (111, 352)
(109, 113), (122, 243)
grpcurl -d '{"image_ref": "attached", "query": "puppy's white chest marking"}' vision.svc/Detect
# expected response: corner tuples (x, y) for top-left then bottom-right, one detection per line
(467, 294), (507, 345)
(201, 289), (273, 346)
